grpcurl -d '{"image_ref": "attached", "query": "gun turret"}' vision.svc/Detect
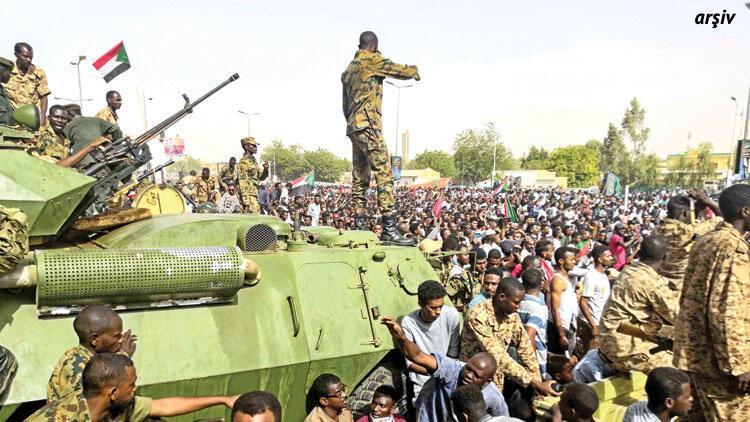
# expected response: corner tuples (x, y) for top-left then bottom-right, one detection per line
(59, 74), (240, 236)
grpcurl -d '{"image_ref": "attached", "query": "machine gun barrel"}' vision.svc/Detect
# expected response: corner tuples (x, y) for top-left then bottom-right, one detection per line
(136, 159), (174, 183)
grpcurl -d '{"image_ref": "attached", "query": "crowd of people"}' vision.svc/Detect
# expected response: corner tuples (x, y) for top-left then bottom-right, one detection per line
(3, 36), (750, 422)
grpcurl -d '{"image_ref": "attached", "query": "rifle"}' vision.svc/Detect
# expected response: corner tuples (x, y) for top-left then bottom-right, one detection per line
(60, 74), (240, 236)
(616, 322), (674, 355)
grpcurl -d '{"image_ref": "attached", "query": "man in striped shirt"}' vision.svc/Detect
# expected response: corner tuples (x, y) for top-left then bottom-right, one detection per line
(518, 268), (548, 376)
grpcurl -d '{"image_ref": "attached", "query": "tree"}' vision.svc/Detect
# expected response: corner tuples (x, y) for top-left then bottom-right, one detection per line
(689, 143), (717, 187)
(172, 155), (205, 176)
(453, 122), (514, 184)
(622, 97), (650, 157)
(599, 123), (627, 175)
(410, 150), (457, 177)
(545, 145), (601, 188)
(520, 146), (549, 170)
(260, 139), (309, 181)
(302, 148), (351, 183)
(640, 153), (661, 188)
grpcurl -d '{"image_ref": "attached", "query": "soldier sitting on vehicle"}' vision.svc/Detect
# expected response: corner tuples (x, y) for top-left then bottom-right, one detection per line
(28, 353), (238, 422)
(304, 373), (354, 422)
(232, 391), (283, 422)
(47, 305), (137, 402)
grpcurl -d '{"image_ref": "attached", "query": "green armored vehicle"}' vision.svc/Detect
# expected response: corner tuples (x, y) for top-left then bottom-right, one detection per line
(0, 75), (439, 421)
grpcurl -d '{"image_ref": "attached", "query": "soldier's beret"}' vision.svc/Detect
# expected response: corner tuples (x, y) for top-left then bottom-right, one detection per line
(0, 57), (13, 70)
(241, 137), (258, 146)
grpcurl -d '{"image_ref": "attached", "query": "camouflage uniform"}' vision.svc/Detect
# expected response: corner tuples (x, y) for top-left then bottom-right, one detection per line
(0, 205), (28, 276)
(94, 106), (118, 125)
(35, 122), (70, 162)
(445, 263), (480, 313)
(237, 138), (267, 213)
(0, 81), (11, 126)
(194, 175), (220, 204)
(46, 344), (94, 402)
(460, 300), (541, 389)
(598, 261), (677, 374)
(654, 217), (722, 292)
(673, 221), (750, 421)
(219, 166), (238, 189)
(2, 64), (50, 109)
(26, 393), (152, 422)
(341, 50), (419, 213)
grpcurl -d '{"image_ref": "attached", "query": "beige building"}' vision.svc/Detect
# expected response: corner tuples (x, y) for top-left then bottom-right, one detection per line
(497, 170), (568, 189)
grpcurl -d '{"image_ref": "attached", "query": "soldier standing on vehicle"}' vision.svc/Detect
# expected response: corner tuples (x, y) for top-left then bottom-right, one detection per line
(654, 190), (721, 293)
(673, 184), (750, 421)
(237, 137), (268, 213)
(341, 31), (419, 245)
(94, 90), (121, 125)
(2, 43), (50, 125)
(0, 56), (14, 125)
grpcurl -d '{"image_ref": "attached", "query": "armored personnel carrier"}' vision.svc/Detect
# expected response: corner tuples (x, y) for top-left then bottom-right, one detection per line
(0, 75), (440, 421)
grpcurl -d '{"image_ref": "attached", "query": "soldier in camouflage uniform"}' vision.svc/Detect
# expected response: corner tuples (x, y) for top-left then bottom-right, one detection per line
(193, 167), (221, 204)
(237, 137), (268, 213)
(445, 245), (481, 313)
(32, 353), (237, 422)
(94, 90), (121, 125)
(220, 156), (239, 192)
(460, 278), (558, 397)
(33, 105), (71, 162)
(47, 305), (136, 402)
(341, 31), (419, 245)
(0, 205), (26, 395)
(654, 191), (722, 295)
(2, 43), (50, 122)
(598, 235), (677, 374)
(0, 56), (14, 126)
(673, 184), (750, 421)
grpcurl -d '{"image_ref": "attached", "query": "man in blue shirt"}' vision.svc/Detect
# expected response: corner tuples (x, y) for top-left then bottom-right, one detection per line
(382, 316), (509, 421)
(466, 267), (502, 312)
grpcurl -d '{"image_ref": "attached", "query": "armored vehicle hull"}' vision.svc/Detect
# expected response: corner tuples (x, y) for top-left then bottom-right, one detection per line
(0, 214), (437, 421)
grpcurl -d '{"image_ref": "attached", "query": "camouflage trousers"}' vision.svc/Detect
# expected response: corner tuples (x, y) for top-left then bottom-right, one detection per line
(242, 195), (260, 213)
(687, 373), (750, 421)
(0, 205), (28, 276)
(348, 127), (394, 214)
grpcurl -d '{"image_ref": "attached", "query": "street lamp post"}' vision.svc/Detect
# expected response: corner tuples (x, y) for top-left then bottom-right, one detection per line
(385, 81), (413, 157)
(237, 110), (260, 137)
(69, 55), (86, 109)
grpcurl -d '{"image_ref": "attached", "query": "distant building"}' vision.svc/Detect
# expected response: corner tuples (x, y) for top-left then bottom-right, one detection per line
(496, 170), (568, 189)
(658, 148), (732, 189)
(398, 167), (440, 185)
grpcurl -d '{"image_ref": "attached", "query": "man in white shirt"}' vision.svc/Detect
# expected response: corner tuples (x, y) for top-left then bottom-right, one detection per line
(306, 194), (322, 226)
(579, 245), (614, 343)
(400, 280), (461, 399)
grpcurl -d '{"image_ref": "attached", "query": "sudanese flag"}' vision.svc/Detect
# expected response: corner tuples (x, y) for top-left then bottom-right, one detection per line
(93, 41), (131, 83)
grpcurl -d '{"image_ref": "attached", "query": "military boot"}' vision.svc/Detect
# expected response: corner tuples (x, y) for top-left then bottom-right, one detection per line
(0, 345), (17, 396)
(380, 213), (414, 246)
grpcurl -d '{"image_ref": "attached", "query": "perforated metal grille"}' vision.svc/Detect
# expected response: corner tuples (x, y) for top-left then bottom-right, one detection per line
(243, 224), (278, 252)
(36, 246), (244, 306)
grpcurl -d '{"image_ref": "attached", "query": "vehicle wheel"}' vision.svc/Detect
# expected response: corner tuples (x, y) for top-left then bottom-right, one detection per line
(348, 358), (409, 419)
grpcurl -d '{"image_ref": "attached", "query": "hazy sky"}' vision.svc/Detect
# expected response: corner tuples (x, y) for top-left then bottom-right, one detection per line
(3, 0), (749, 164)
